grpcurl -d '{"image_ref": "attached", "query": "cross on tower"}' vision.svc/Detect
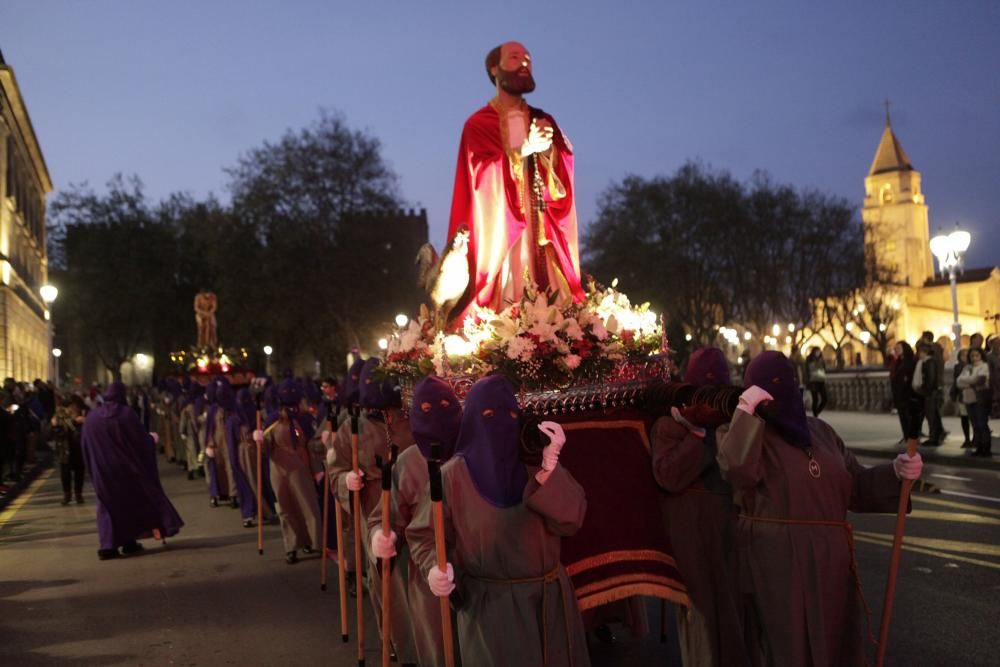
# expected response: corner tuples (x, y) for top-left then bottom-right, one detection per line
(884, 98), (892, 126)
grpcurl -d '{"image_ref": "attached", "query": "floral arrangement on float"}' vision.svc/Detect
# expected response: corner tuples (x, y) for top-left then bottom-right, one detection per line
(381, 279), (670, 411)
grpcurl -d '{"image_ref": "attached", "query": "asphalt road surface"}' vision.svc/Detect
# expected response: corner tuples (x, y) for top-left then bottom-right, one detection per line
(2, 445), (997, 666)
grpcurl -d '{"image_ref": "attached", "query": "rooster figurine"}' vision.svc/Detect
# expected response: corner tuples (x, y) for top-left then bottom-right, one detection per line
(415, 227), (470, 330)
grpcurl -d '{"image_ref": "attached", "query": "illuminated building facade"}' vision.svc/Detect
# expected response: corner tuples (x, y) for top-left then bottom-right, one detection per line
(0, 52), (52, 381)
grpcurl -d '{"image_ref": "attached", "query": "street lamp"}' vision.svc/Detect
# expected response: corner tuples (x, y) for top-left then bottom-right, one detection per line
(377, 338), (389, 351)
(52, 348), (62, 388)
(929, 226), (971, 348)
(263, 345), (273, 377)
(40, 284), (58, 382)
(395, 313), (409, 328)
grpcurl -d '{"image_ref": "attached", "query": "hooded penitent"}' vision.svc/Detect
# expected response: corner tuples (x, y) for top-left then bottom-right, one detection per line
(685, 347), (731, 387)
(204, 376), (226, 442)
(277, 378), (313, 441)
(234, 388), (256, 428)
(409, 375), (462, 461)
(681, 346), (732, 429)
(743, 351), (811, 449)
(190, 383), (206, 417)
(454, 375), (527, 508)
(81, 382), (184, 549)
(359, 358), (401, 411)
(225, 387), (260, 520)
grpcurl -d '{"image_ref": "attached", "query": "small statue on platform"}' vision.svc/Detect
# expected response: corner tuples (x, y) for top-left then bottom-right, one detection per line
(194, 290), (218, 349)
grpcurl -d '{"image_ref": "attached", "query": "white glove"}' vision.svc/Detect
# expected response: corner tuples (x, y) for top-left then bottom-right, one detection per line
(346, 470), (365, 492)
(150, 432), (159, 445)
(325, 448), (337, 467)
(252, 429), (264, 444)
(538, 421), (566, 471)
(427, 562), (455, 597)
(893, 452), (923, 481)
(670, 407), (706, 438)
(371, 530), (397, 560)
(737, 386), (774, 416)
(205, 446), (216, 459)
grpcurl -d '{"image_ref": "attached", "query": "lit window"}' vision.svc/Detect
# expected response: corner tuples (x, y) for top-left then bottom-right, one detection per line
(880, 184), (893, 205)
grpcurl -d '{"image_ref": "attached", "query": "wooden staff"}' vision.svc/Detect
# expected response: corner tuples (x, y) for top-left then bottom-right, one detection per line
(380, 455), (393, 667)
(321, 462), (331, 591)
(351, 407), (366, 666)
(875, 437), (919, 667)
(428, 443), (455, 667)
(256, 408), (264, 556)
(335, 494), (349, 643)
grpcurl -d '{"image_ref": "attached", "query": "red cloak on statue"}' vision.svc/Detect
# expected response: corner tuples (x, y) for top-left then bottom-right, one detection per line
(447, 100), (585, 324)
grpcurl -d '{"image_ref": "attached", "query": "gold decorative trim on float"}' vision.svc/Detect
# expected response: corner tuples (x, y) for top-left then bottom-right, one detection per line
(564, 548), (678, 577)
(575, 574), (690, 610)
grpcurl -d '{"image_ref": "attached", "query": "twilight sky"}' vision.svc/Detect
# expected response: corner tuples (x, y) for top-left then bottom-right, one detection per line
(3, 1), (998, 268)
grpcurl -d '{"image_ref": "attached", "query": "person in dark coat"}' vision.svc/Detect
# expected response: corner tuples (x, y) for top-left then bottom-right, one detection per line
(889, 342), (922, 442)
(82, 382), (184, 560)
(52, 395), (87, 505)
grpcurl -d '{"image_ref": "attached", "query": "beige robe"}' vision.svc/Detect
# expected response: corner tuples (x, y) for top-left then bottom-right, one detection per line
(717, 411), (902, 667)
(263, 420), (322, 552)
(178, 404), (200, 473)
(367, 445), (457, 666)
(209, 409), (236, 498)
(408, 458), (591, 667)
(651, 416), (745, 667)
(330, 411), (418, 663)
(236, 421), (273, 521)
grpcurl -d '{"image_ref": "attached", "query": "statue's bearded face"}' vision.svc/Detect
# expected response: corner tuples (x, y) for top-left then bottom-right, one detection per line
(495, 43), (535, 95)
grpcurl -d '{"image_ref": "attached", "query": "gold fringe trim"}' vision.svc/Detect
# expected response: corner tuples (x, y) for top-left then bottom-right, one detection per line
(576, 575), (690, 610)
(565, 549), (678, 576)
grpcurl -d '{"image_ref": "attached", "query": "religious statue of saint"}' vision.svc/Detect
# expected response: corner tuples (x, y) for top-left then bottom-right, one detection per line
(446, 41), (585, 325)
(194, 290), (218, 349)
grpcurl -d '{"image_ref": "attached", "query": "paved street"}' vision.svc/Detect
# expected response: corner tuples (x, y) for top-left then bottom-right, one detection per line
(2, 413), (998, 666)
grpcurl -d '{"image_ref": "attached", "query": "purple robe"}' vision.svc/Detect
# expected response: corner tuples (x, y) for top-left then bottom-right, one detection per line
(82, 384), (183, 550)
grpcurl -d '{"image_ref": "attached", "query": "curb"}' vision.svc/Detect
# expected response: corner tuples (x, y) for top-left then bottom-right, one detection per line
(0, 454), (54, 514)
(848, 445), (999, 471)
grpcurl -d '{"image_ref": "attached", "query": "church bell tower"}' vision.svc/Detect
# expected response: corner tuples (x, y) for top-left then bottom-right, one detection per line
(862, 111), (934, 287)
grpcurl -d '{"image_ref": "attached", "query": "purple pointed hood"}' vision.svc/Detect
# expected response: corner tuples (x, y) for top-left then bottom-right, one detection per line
(189, 383), (206, 417)
(216, 379), (235, 412)
(342, 359), (366, 407)
(744, 351), (811, 449)
(277, 379), (301, 407)
(234, 388), (256, 427)
(455, 375), (527, 508)
(685, 347), (731, 387)
(359, 358), (401, 411)
(410, 376), (462, 461)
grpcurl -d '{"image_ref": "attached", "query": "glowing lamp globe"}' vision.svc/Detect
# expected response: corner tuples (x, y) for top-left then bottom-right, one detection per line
(40, 284), (58, 304)
(949, 229), (971, 253)
(929, 235), (952, 262)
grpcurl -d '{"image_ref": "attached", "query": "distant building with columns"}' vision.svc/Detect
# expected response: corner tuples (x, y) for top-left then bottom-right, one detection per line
(0, 51), (53, 381)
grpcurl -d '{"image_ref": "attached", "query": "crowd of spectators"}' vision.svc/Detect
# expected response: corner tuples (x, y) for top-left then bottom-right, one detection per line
(888, 331), (998, 456)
